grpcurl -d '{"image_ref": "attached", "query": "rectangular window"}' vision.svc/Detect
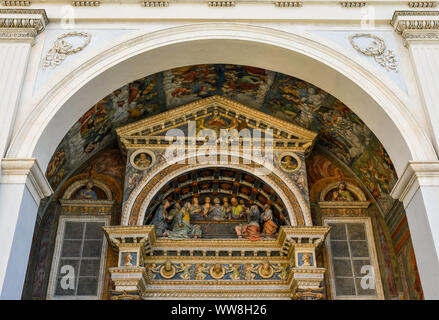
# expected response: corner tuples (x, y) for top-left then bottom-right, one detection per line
(47, 216), (110, 299)
(323, 217), (384, 299)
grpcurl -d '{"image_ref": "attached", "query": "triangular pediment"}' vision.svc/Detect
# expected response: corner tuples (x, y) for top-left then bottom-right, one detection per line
(116, 95), (317, 152)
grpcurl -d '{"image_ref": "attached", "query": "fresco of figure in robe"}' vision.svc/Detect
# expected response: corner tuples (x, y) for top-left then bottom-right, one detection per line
(76, 181), (98, 200)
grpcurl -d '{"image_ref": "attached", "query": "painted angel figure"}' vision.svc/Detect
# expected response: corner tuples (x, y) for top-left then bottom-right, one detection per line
(176, 263), (192, 280)
(194, 263), (209, 280)
(273, 264), (289, 280)
(226, 264), (242, 280)
(243, 264), (257, 280)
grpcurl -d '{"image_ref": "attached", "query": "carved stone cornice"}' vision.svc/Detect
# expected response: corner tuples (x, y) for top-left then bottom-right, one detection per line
(71, 1), (100, 6)
(274, 1), (302, 7)
(0, 158), (53, 205)
(1, 1), (31, 6)
(208, 1), (235, 6)
(408, 1), (437, 7)
(391, 10), (439, 46)
(142, 1), (169, 6)
(0, 8), (48, 41)
(340, 1), (367, 7)
(390, 161), (439, 205)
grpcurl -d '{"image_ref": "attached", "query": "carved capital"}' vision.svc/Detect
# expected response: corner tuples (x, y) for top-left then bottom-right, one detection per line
(390, 161), (439, 205)
(0, 8), (48, 41)
(0, 158), (53, 205)
(391, 10), (439, 46)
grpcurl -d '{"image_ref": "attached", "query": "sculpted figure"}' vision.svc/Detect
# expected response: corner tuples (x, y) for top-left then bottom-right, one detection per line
(230, 197), (244, 220)
(164, 202), (202, 239)
(222, 197), (231, 218)
(201, 197), (213, 218)
(331, 182), (354, 201)
(151, 199), (171, 237)
(189, 197), (203, 220)
(235, 205), (261, 240)
(261, 203), (278, 239)
(209, 197), (226, 220)
(76, 180), (98, 200)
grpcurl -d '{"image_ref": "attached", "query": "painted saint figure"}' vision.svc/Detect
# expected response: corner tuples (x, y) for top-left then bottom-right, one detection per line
(222, 197), (232, 218)
(201, 196), (212, 218)
(230, 197), (244, 220)
(151, 200), (171, 237)
(135, 152), (151, 168)
(235, 205), (261, 240)
(331, 182), (354, 201)
(280, 155), (298, 171)
(189, 197), (203, 220)
(209, 197), (226, 220)
(164, 202), (202, 239)
(76, 180), (98, 200)
(261, 203), (278, 238)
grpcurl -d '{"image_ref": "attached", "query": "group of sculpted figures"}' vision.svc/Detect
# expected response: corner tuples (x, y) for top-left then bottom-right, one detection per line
(150, 196), (278, 240)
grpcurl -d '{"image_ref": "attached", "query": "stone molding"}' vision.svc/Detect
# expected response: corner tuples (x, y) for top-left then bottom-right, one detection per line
(71, 1), (100, 6)
(0, 8), (48, 41)
(340, 1), (367, 7)
(391, 161), (439, 205)
(1, 1), (31, 6)
(408, 1), (437, 7)
(391, 10), (439, 46)
(0, 158), (53, 205)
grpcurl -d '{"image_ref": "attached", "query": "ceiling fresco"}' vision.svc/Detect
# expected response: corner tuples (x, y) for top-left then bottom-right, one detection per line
(45, 64), (397, 213)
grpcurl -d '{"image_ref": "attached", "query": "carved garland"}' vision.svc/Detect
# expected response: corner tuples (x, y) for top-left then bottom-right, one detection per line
(349, 33), (399, 72)
(42, 32), (91, 69)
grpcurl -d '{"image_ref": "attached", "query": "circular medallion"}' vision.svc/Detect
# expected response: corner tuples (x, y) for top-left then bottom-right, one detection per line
(278, 152), (301, 173)
(160, 262), (176, 279)
(209, 264), (226, 279)
(258, 262), (274, 279)
(130, 149), (156, 171)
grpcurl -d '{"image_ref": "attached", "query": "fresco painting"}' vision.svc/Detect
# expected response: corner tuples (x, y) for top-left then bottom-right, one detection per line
(46, 64), (397, 215)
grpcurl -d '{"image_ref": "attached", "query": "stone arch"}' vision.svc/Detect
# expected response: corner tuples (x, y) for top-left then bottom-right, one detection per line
(6, 23), (437, 182)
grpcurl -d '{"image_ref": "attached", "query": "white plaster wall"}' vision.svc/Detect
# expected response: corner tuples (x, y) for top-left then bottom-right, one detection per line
(0, 184), (37, 299)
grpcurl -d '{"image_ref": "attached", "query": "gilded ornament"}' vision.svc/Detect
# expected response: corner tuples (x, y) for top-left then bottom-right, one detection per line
(159, 260), (176, 279)
(258, 260), (274, 279)
(209, 264), (226, 279)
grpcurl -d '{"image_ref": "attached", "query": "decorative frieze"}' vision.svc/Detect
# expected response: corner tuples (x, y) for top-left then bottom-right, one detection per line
(274, 1), (302, 7)
(1, 1), (30, 6)
(391, 10), (439, 46)
(208, 1), (235, 7)
(0, 8), (48, 40)
(142, 1), (169, 7)
(340, 1), (367, 7)
(71, 1), (100, 6)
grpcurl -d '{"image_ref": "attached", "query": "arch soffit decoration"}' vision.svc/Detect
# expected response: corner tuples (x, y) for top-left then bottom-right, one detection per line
(7, 23), (436, 181)
(123, 152), (310, 227)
